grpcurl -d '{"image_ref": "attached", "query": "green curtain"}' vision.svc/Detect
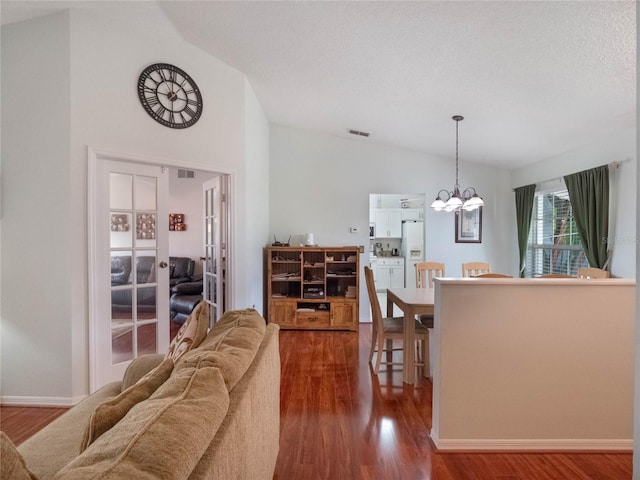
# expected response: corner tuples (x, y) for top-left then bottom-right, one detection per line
(564, 165), (609, 269)
(514, 184), (536, 277)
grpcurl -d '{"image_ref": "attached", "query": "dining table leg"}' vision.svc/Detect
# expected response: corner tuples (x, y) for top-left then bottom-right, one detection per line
(403, 306), (416, 384)
(385, 296), (394, 352)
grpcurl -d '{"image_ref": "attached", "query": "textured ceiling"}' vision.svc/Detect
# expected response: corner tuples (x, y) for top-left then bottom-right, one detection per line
(159, 1), (636, 169)
(3, 1), (636, 169)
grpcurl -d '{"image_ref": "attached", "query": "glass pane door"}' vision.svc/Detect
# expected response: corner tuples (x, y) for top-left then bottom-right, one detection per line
(203, 176), (229, 326)
(109, 173), (162, 364)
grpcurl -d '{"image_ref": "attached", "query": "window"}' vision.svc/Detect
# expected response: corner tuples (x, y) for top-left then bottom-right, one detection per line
(525, 188), (588, 277)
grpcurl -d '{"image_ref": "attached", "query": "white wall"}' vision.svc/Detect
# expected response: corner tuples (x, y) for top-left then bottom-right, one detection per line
(168, 167), (217, 275)
(511, 127), (636, 278)
(433, 278), (635, 450)
(1, 12), (74, 402)
(241, 79), (270, 314)
(1, 3), (269, 403)
(269, 125), (516, 321)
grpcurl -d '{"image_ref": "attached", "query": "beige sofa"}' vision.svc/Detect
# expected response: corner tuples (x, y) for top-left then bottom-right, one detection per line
(6, 308), (280, 480)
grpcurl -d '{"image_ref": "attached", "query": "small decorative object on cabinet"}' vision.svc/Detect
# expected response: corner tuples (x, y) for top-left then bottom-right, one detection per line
(267, 246), (360, 331)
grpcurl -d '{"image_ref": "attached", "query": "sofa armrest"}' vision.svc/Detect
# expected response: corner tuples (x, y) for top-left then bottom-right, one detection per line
(18, 382), (123, 479)
(171, 281), (203, 295)
(121, 354), (165, 390)
(170, 277), (192, 288)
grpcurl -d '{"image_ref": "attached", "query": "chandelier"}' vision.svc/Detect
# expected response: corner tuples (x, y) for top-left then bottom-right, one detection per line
(430, 115), (484, 212)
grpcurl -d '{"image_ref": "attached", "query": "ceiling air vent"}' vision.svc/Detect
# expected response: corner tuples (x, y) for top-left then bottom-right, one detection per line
(177, 169), (195, 179)
(348, 129), (370, 137)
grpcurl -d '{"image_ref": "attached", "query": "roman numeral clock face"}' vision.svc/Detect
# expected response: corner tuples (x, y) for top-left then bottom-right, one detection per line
(137, 63), (203, 129)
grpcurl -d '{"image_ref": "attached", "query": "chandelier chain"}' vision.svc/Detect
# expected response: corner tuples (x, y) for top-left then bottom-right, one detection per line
(455, 118), (459, 188)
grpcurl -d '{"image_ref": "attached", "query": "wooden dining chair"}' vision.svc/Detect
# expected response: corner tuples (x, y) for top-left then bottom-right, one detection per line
(415, 261), (446, 288)
(364, 266), (430, 377)
(471, 273), (512, 278)
(461, 261), (490, 277)
(414, 261), (445, 329)
(577, 267), (610, 279)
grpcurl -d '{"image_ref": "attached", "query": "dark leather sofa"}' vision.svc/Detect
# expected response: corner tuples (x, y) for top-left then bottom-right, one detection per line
(169, 279), (204, 324)
(111, 256), (203, 323)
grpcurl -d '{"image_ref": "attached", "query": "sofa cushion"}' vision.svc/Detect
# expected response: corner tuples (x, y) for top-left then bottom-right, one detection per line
(121, 354), (165, 391)
(53, 357), (230, 480)
(1, 432), (37, 480)
(169, 257), (194, 280)
(178, 308), (266, 391)
(165, 301), (209, 361)
(79, 357), (174, 452)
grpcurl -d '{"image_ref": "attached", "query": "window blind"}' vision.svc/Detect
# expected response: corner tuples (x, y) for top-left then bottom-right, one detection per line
(525, 189), (588, 277)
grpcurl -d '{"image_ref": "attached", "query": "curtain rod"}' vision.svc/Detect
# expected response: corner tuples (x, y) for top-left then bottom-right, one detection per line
(513, 160), (626, 192)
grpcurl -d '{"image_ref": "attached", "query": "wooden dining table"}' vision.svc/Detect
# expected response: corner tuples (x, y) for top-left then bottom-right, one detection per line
(386, 287), (435, 385)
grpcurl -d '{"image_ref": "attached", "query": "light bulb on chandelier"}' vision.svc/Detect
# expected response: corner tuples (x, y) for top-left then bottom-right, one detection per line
(430, 115), (484, 213)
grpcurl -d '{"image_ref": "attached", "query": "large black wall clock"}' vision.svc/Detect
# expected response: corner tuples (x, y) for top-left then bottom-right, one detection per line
(137, 63), (203, 129)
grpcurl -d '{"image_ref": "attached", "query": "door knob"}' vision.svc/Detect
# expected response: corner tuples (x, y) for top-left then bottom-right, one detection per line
(159, 261), (168, 268)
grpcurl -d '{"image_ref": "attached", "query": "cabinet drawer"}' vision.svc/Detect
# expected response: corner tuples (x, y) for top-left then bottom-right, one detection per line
(269, 301), (297, 327)
(331, 302), (356, 330)
(296, 311), (330, 328)
(378, 258), (404, 266)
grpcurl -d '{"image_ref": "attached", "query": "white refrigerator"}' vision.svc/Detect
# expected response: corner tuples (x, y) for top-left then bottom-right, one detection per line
(401, 221), (424, 287)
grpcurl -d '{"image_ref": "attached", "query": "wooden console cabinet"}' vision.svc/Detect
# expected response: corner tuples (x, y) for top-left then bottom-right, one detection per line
(266, 246), (359, 331)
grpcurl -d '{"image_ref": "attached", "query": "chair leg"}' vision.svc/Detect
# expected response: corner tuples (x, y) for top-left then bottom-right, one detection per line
(374, 333), (384, 374)
(385, 338), (393, 351)
(368, 326), (377, 365)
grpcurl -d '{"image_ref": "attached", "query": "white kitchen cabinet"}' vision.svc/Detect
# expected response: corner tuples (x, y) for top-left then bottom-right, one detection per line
(375, 257), (405, 291)
(401, 208), (424, 221)
(373, 208), (402, 238)
(369, 257), (378, 286)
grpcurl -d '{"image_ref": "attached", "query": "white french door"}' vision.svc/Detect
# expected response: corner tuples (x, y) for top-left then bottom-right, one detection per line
(202, 176), (228, 326)
(89, 155), (169, 392)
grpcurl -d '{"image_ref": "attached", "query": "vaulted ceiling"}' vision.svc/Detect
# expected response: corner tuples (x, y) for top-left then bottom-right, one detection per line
(3, 1), (636, 169)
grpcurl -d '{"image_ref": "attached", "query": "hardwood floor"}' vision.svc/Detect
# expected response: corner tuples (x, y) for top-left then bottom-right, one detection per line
(273, 325), (632, 480)
(1, 324), (632, 479)
(1, 406), (68, 446)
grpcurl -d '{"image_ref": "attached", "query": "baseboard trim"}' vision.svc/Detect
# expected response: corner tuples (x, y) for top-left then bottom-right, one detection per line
(430, 432), (632, 452)
(1, 395), (86, 407)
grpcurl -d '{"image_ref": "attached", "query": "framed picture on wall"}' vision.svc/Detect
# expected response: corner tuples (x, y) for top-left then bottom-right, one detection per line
(455, 207), (482, 243)
(169, 213), (186, 231)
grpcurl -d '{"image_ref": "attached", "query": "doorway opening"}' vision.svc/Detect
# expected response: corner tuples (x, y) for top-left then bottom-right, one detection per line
(368, 193), (425, 316)
(167, 167), (228, 335)
(88, 148), (231, 392)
